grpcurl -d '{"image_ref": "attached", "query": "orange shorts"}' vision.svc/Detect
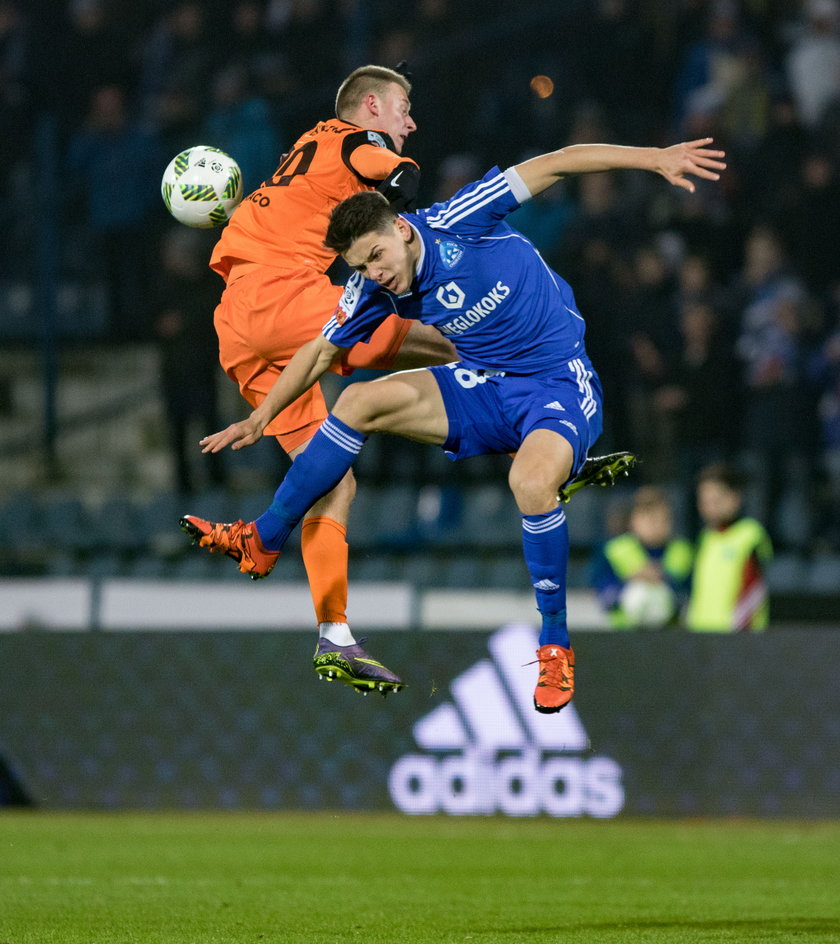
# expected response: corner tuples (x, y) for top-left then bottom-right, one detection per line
(214, 265), (411, 452)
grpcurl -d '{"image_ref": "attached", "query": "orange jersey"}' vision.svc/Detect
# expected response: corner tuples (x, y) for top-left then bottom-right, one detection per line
(210, 119), (416, 280)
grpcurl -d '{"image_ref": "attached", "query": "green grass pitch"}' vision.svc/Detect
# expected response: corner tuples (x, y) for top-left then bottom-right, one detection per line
(1, 813), (839, 943)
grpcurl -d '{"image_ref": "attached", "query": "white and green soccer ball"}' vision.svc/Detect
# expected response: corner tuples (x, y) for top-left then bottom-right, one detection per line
(619, 578), (676, 628)
(161, 145), (243, 228)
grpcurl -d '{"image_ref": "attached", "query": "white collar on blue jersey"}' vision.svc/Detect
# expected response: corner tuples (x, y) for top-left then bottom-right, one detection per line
(405, 218), (425, 291)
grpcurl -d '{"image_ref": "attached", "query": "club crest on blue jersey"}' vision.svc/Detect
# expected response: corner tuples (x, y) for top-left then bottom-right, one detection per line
(438, 239), (464, 269)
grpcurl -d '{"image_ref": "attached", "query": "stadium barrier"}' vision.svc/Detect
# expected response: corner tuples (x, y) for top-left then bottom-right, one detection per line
(0, 578), (607, 631)
(1, 623), (837, 817)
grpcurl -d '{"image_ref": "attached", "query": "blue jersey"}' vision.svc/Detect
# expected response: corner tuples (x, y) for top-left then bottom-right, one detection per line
(322, 166), (588, 375)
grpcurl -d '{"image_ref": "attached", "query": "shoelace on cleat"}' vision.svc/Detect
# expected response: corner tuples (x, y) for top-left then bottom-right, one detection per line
(198, 521), (241, 553)
(524, 650), (572, 690)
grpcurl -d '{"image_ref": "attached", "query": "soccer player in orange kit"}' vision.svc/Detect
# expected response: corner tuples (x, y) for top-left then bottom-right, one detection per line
(182, 66), (454, 685)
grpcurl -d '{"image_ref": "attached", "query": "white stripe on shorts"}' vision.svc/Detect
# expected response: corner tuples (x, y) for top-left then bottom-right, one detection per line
(570, 358), (597, 419)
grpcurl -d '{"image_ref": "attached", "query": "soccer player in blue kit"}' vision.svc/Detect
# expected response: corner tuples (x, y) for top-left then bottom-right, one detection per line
(183, 137), (725, 711)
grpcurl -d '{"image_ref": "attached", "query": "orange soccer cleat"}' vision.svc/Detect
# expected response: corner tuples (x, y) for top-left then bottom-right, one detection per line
(179, 515), (280, 579)
(532, 644), (575, 713)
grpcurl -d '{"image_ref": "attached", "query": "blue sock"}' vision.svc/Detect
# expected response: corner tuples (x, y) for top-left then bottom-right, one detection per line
(255, 415), (366, 550)
(521, 506), (571, 648)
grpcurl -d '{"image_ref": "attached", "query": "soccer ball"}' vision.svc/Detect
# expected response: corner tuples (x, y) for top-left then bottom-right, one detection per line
(161, 145), (243, 228)
(619, 578), (676, 628)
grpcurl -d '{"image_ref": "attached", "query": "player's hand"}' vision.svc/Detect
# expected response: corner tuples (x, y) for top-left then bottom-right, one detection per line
(656, 138), (726, 193)
(199, 416), (264, 453)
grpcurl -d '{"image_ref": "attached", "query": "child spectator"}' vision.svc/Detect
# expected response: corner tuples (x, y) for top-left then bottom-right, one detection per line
(592, 486), (693, 629)
(686, 461), (773, 631)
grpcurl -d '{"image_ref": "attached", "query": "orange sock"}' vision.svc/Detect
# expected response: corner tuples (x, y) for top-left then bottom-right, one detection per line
(300, 516), (349, 625)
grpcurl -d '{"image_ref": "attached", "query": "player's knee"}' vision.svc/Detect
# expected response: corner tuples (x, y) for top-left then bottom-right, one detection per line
(333, 383), (379, 432)
(508, 463), (559, 515)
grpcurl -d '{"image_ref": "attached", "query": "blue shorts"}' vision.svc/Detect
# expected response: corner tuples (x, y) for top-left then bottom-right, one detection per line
(429, 357), (603, 476)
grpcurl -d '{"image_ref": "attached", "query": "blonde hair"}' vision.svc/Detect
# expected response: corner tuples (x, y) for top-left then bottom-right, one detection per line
(335, 65), (411, 120)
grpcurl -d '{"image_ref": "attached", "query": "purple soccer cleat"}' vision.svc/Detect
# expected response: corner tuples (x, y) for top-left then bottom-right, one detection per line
(313, 637), (404, 696)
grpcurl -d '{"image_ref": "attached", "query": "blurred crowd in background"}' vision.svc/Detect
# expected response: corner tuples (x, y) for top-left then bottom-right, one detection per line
(3, 0), (840, 557)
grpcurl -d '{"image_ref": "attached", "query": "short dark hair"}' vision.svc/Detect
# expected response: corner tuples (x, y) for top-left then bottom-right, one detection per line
(324, 191), (396, 255)
(697, 461), (745, 493)
(631, 485), (672, 514)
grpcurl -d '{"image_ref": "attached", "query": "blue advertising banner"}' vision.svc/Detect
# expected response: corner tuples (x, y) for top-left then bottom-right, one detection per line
(0, 627), (837, 816)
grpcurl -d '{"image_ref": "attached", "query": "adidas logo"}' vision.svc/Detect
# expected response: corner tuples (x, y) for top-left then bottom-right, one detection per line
(388, 624), (624, 818)
(543, 401), (566, 411)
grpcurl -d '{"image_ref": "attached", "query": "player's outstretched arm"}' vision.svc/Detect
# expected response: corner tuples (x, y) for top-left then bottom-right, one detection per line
(513, 138), (726, 197)
(199, 335), (343, 453)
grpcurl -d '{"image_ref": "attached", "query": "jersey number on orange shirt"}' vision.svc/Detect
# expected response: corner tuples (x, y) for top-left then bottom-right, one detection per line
(268, 142), (318, 188)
